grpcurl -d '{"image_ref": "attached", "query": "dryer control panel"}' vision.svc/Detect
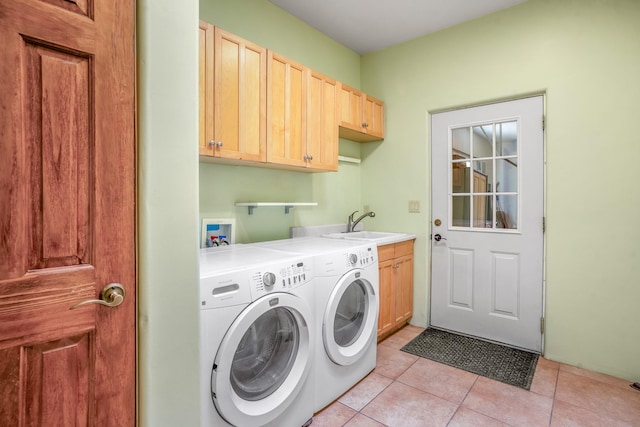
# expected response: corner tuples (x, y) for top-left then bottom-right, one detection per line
(346, 245), (377, 268)
(249, 257), (314, 298)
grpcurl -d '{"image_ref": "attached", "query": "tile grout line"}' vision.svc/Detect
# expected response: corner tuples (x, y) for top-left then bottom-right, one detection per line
(547, 363), (561, 427)
(444, 375), (480, 427)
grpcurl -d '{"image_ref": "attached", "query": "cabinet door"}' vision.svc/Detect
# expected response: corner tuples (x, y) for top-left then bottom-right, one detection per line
(377, 259), (395, 337)
(199, 21), (214, 156)
(363, 95), (384, 139)
(214, 28), (266, 162)
(394, 254), (414, 324)
(338, 83), (363, 132)
(338, 83), (385, 142)
(306, 70), (338, 171)
(267, 52), (307, 167)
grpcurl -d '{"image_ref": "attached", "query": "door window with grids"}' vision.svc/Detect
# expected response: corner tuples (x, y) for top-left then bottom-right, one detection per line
(450, 121), (519, 230)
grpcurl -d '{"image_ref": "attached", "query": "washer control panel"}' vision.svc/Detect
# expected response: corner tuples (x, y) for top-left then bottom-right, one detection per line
(250, 257), (314, 297)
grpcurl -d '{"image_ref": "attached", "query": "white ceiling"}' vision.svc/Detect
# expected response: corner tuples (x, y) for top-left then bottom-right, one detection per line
(268, 0), (527, 55)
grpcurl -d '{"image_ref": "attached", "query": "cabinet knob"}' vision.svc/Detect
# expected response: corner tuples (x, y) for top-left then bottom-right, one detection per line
(362, 122), (369, 128)
(209, 140), (223, 148)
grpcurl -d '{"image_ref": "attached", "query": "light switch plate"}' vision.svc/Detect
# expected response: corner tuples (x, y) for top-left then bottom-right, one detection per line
(408, 200), (420, 213)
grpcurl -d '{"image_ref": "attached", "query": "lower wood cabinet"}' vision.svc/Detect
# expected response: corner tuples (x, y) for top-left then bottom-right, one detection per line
(377, 239), (415, 340)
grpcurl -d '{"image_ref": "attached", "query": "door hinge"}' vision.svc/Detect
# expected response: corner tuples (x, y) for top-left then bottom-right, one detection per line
(540, 317), (545, 334)
(542, 115), (545, 130)
(542, 216), (546, 233)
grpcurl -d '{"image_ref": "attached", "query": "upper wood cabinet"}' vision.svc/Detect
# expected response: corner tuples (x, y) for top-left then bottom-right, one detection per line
(266, 52), (307, 168)
(199, 23), (267, 163)
(198, 22), (382, 170)
(305, 70), (339, 171)
(199, 21), (214, 156)
(338, 83), (384, 142)
(265, 53), (338, 171)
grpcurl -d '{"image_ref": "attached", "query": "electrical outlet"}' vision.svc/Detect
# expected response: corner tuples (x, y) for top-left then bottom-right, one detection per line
(408, 200), (420, 213)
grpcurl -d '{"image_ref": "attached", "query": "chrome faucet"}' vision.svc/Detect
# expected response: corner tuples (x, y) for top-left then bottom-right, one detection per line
(347, 210), (376, 232)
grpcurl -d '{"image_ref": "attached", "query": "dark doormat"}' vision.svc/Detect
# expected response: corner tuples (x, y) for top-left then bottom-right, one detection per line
(401, 328), (539, 390)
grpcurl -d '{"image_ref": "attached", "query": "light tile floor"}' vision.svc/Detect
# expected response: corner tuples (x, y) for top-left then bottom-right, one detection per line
(312, 325), (640, 427)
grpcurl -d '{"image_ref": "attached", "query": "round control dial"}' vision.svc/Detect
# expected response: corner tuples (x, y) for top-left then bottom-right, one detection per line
(349, 253), (358, 265)
(263, 272), (276, 289)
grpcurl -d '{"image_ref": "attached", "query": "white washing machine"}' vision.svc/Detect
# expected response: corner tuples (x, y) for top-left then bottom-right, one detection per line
(255, 237), (379, 412)
(199, 245), (315, 427)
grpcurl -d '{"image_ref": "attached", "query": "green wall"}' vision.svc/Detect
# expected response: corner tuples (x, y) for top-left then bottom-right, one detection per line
(138, 0), (201, 425)
(199, 0), (367, 243)
(360, 0), (640, 381)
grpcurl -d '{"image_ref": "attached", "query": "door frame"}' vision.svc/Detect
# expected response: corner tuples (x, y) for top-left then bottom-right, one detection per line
(427, 93), (547, 353)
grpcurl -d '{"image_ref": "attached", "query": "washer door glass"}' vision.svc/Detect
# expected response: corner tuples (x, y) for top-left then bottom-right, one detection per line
(323, 269), (377, 366)
(230, 307), (299, 401)
(334, 279), (368, 347)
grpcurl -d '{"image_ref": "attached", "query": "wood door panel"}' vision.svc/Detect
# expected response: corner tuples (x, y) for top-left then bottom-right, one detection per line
(2, 2), (95, 54)
(338, 83), (362, 130)
(199, 21), (214, 156)
(215, 29), (267, 162)
(394, 255), (414, 324)
(267, 52), (307, 167)
(306, 71), (338, 171)
(0, 267), (95, 346)
(24, 42), (91, 270)
(39, 0), (92, 18)
(0, 347), (21, 426)
(377, 260), (394, 337)
(218, 36), (241, 152)
(23, 333), (93, 426)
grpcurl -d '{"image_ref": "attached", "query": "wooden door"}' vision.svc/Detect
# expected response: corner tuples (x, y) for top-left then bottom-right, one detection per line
(377, 260), (394, 338)
(338, 83), (363, 132)
(0, 0), (136, 425)
(363, 95), (385, 139)
(199, 21), (215, 157)
(394, 254), (414, 325)
(214, 28), (266, 162)
(306, 70), (339, 171)
(267, 51), (307, 168)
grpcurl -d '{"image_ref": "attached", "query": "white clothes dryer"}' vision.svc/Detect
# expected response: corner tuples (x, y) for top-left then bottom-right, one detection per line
(255, 237), (379, 412)
(199, 246), (315, 427)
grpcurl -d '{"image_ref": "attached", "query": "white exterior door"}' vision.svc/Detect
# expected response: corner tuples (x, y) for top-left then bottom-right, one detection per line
(430, 96), (544, 352)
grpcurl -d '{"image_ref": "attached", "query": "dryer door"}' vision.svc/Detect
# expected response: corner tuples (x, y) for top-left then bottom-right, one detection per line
(212, 293), (312, 426)
(323, 268), (378, 366)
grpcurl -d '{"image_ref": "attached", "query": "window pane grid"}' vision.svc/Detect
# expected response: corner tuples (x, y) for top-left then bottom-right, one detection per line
(450, 120), (519, 231)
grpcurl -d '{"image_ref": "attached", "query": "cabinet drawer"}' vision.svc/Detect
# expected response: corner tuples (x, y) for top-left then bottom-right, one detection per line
(395, 240), (414, 257)
(377, 244), (395, 262)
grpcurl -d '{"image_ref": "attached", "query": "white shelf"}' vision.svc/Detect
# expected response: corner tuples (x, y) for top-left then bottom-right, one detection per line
(235, 202), (318, 215)
(338, 155), (361, 164)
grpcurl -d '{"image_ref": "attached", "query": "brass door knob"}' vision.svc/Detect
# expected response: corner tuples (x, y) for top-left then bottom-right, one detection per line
(70, 283), (125, 310)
